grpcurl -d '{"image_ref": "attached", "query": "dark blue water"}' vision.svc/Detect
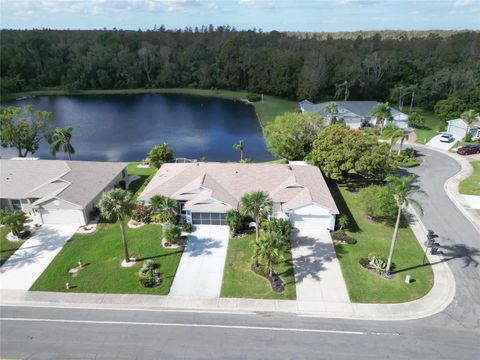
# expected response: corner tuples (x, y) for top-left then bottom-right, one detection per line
(1, 94), (273, 162)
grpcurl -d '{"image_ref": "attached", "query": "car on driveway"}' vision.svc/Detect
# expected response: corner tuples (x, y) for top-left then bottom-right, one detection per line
(440, 133), (454, 143)
(457, 144), (480, 155)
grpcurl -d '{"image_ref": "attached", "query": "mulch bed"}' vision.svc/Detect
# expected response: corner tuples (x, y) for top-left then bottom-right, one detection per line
(251, 263), (285, 293)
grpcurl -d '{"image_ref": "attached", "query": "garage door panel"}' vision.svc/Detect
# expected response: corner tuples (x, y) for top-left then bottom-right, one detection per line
(290, 213), (331, 230)
(448, 125), (466, 138)
(39, 209), (85, 225)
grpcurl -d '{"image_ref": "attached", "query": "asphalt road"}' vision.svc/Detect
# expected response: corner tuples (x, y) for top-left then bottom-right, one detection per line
(1, 146), (479, 359)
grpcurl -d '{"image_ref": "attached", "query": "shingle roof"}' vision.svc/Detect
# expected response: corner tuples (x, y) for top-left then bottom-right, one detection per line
(0, 159), (127, 209)
(139, 162), (339, 214)
(299, 100), (405, 118)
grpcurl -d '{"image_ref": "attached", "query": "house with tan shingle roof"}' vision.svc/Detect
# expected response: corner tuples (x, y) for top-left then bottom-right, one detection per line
(0, 159), (127, 225)
(139, 162), (339, 230)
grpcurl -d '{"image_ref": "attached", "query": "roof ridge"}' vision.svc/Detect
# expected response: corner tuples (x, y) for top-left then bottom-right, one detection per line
(23, 162), (72, 198)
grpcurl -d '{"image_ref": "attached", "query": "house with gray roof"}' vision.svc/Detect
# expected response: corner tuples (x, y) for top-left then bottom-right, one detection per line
(0, 159), (127, 225)
(139, 162), (339, 230)
(446, 117), (480, 140)
(299, 100), (409, 129)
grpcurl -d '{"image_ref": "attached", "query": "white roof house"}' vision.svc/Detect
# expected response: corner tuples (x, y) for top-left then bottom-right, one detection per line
(446, 118), (480, 140)
(0, 159), (127, 225)
(139, 162), (339, 230)
(299, 100), (409, 129)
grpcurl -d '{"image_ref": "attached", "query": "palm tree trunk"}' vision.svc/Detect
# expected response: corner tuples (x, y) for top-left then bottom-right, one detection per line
(119, 219), (130, 263)
(240, 150), (243, 161)
(397, 137), (405, 155)
(386, 205), (402, 274)
(254, 218), (260, 268)
(67, 151), (72, 161)
(409, 91), (415, 113)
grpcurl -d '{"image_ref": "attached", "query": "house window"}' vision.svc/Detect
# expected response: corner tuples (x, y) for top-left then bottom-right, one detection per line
(191, 212), (226, 225)
(177, 201), (187, 215)
(10, 199), (22, 211)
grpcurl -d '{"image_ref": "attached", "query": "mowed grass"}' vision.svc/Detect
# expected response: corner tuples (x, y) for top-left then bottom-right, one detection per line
(30, 223), (183, 294)
(221, 233), (296, 300)
(412, 107), (443, 144)
(0, 227), (23, 266)
(127, 162), (156, 201)
(459, 161), (480, 196)
(331, 184), (434, 303)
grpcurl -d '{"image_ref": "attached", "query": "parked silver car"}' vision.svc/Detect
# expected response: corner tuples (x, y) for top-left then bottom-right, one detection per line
(440, 133), (454, 143)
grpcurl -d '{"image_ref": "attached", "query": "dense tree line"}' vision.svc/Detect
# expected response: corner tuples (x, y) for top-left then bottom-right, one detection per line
(1, 28), (479, 109)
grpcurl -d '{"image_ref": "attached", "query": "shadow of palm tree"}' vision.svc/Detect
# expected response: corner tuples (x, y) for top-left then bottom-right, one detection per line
(184, 236), (223, 257)
(136, 250), (183, 262)
(328, 182), (360, 232)
(290, 231), (336, 283)
(393, 243), (480, 274)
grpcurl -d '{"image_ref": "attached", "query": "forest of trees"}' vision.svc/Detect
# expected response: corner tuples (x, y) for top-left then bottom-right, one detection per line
(1, 27), (479, 109)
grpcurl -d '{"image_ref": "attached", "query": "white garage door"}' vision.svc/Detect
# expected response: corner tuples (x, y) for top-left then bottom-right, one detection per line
(290, 214), (331, 230)
(39, 209), (85, 225)
(448, 124), (467, 139)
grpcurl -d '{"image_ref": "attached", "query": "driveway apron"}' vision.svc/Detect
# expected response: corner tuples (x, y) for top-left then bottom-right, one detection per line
(169, 225), (230, 298)
(0, 224), (79, 290)
(290, 228), (351, 310)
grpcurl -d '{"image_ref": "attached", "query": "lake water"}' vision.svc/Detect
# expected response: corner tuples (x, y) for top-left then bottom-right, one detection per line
(1, 94), (273, 162)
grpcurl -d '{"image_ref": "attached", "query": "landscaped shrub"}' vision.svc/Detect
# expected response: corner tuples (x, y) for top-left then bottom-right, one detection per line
(465, 132), (473, 143)
(181, 222), (193, 233)
(359, 185), (397, 224)
(17, 230), (31, 240)
(261, 218), (292, 239)
(0, 209), (26, 237)
(246, 93), (261, 102)
(226, 210), (244, 236)
(359, 253), (391, 275)
(396, 147), (419, 168)
(164, 223), (182, 244)
(138, 260), (162, 288)
(331, 230), (357, 244)
(131, 204), (153, 224)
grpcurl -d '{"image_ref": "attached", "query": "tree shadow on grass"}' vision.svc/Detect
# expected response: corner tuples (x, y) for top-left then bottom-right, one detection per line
(136, 249), (183, 262)
(328, 181), (360, 233)
(393, 243), (480, 274)
(277, 258), (296, 286)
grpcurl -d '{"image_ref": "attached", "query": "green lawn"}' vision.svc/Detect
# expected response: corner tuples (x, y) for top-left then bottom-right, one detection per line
(331, 183), (434, 303)
(31, 223), (183, 294)
(127, 162), (156, 201)
(412, 107), (443, 144)
(7, 88), (297, 128)
(221, 233), (296, 300)
(0, 227), (23, 267)
(459, 161), (480, 196)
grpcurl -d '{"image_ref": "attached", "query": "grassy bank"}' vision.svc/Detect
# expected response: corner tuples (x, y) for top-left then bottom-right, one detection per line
(221, 233), (296, 300)
(5, 88), (298, 127)
(331, 183), (434, 303)
(0, 227), (23, 267)
(412, 107), (443, 144)
(459, 161), (480, 196)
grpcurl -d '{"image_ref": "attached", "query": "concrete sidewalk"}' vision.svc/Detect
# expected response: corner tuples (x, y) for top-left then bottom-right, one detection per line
(0, 224), (79, 290)
(0, 207), (455, 321)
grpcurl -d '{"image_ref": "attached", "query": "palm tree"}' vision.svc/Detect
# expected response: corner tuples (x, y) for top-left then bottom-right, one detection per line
(251, 231), (286, 277)
(98, 188), (134, 263)
(383, 126), (407, 155)
(385, 175), (426, 274)
(372, 102), (393, 132)
(0, 210), (26, 238)
(325, 101), (338, 124)
(233, 139), (245, 161)
(461, 109), (479, 125)
(149, 194), (178, 223)
(240, 191), (272, 266)
(49, 127), (75, 160)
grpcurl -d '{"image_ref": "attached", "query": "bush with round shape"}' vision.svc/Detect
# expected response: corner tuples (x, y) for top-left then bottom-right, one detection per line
(164, 223), (182, 244)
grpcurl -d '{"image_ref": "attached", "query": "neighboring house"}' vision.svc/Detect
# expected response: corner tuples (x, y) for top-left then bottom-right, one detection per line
(446, 118), (480, 140)
(0, 159), (127, 225)
(299, 100), (409, 129)
(139, 162), (339, 231)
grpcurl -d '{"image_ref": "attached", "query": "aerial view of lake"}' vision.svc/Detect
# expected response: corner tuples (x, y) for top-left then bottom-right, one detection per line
(1, 94), (273, 162)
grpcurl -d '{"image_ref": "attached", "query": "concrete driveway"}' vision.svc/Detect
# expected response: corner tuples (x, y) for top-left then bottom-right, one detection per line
(0, 224), (79, 290)
(426, 134), (459, 151)
(169, 225), (230, 298)
(290, 228), (350, 311)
